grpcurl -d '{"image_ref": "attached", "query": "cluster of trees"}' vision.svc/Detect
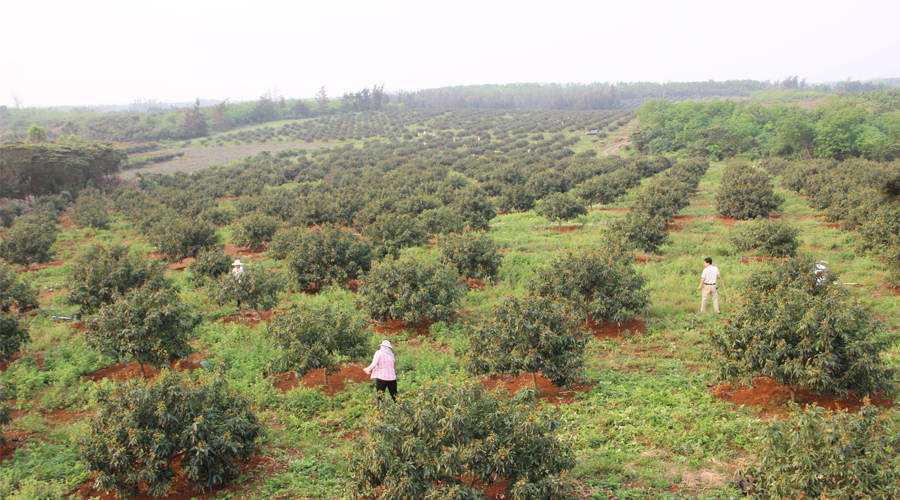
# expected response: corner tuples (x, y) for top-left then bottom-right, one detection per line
(634, 98), (900, 160)
(0, 140), (125, 198)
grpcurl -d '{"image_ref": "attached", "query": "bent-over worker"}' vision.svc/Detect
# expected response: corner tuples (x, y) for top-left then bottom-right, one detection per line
(698, 257), (723, 314)
(364, 340), (397, 404)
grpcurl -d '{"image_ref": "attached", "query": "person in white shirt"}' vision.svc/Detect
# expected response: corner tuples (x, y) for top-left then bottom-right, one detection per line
(697, 257), (723, 314)
(231, 260), (244, 309)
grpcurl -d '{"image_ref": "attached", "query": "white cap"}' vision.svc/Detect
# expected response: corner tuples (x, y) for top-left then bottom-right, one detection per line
(379, 340), (393, 349)
(232, 260), (243, 266)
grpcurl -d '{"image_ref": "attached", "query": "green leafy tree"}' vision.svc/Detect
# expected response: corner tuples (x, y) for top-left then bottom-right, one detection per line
(149, 218), (219, 262)
(357, 255), (463, 325)
(710, 257), (895, 396)
(71, 187), (110, 229)
(0, 314), (30, 362)
(716, 164), (782, 219)
(451, 185), (497, 230)
(497, 184), (536, 213)
(0, 262), (39, 313)
(208, 263), (286, 316)
(528, 250), (648, 325)
(0, 218), (59, 265)
(437, 230), (503, 280)
(363, 213), (427, 259)
(27, 124), (48, 143)
(746, 403), (900, 499)
(181, 98), (209, 139)
(80, 371), (263, 498)
(0, 203), (23, 228)
(268, 227), (305, 260)
(232, 212), (280, 251)
(0, 141), (124, 199)
(84, 287), (198, 373)
(469, 296), (587, 391)
(418, 206), (467, 235)
(535, 192), (588, 226)
(350, 382), (577, 500)
(65, 244), (167, 316)
(187, 247), (232, 284)
(286, 224), (373, 290)
(271, 303), (369, 384)
(728, 219), (800, 257)
(0, 382), (12, 444)
(607, 211), (670, 253)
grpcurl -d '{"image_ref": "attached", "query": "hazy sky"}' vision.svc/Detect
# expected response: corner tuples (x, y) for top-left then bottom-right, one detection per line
(2, 0), (899, 107)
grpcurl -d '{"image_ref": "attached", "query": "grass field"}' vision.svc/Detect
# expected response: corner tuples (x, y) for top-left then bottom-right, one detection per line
(2, 154), (898, 499)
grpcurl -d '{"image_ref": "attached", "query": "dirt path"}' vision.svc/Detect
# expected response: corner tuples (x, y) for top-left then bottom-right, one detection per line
(602, 138), (631, 156)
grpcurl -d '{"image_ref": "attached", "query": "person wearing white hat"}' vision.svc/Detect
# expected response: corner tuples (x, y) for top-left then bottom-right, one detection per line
(364, 340), (397, 404)
(231, 260), (244, 310)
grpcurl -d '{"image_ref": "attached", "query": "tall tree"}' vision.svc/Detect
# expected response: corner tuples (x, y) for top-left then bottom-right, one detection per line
(181, 98), (208, 138)
(315, 86), (329, 113)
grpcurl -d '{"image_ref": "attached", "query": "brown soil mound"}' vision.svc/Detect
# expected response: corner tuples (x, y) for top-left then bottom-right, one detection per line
(169, 257), (195, 271)
(82, 353), (207, 382)
(17, 258), (68, 272)
(481, 373), (590, 405)
(464, 278), (487, 290)
(0, 431), (31, 465)
(372, 318), (433, 337)
(221, 310), (275, 327)
(635, 255), (663, 264)
(585, 318), (646, 340)
(272, 365), (371, 396)
(711, 376), (894, 418)
(0, 353), (45, 372)
(884, 285), (900, 297)
(666, 223), (684, 232)
(672, 215), (737, 227)
(74, 455), (268, 500)
(346, 280), (360, 293)
(825, 222), (841, 229)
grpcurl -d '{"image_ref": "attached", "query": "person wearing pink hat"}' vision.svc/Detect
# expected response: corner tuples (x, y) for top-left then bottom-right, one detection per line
(364, 340), (397, 404)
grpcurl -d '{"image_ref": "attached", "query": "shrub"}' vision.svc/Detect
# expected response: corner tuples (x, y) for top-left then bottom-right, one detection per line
(0, 218), (58, 265)
(574, 175), (626, 205)
(497, 184), (536, 213)
(535, 192), (588, 225)
(232, 211), (280, 251)
(199, 205), (237, 227)
(528, 250), (648, 325)
(271, 303), (369, 384)
(0, 314), (30, 362)
(607, 211), (670, 253)
(417, 206), (467, 235)
(85, 287), (198, 372)
(468, 296), (586, 390)
(80, 371), (263, 498)
(65, 244), (167, 316)
(350, 382), (576, 500)
(728, 219), (800, 257)
(149, 218), (219, 261)
(0, 262), (39, 313)
(451, 186), (497, 230)
(857, 205), (900, 252)
(187, 247), (232, 284)
(526, 170), (573, 198)
(716, 164), (782, 219)
(0, 203), (23, 228)
(363, 213), (427, 259)
(208, 263), (287, 315)
(71, 187), (109, 230)
(286, 225), (372, 290)
(357, 255), (463, 325)
(268, 227), (304, 260)
(437, 230), (503, 280)
(709, 257), (895, 396)
(746, 403), (900, 499)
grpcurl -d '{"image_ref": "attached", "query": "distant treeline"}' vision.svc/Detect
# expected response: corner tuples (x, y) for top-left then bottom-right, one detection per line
(0, 141), (125, 198)
(633, 96), (900, 160)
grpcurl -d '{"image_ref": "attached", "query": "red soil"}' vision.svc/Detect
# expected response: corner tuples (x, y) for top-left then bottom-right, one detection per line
(464, 278), (487, 290)
(58, 214), (75, 230)
(221, 310), (275, 327)
(0, 430), (31, 465)
(224, 244), (266, 258)
(672, 215), (737, 227)
(536, 225), (583, 233)
(711, 376), (894, 419)
(272, 364), (372, 395)
(0, 353), (44, 372)
(346, 280), (360, 293)
(666, 222), (684, 232)
(74, 455), (268, 500)
(825, 222), (841, 229)
(883, 285), (900, 297)
(635, 255), (663, 264)
(169, 257), (195, 272)
(81, 353), (207, 383)
(738, 256), (783, 265)
(593, 207), (630, 212)
(17, 258), (68, 272)
(585, 318), (647, 340)
(372, 318), (433, 337)
(481, 373), (590, 405)
(40, 408), (90, 424)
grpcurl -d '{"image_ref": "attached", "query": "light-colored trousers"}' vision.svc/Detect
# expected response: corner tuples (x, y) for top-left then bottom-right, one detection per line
(701, 284), (719, 313)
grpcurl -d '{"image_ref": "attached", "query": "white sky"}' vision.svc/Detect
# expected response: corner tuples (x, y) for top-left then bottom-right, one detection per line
(2, 0), (899, 108)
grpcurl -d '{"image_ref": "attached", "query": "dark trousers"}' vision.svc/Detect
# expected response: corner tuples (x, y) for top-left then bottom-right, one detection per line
(375, 378), (397, 403)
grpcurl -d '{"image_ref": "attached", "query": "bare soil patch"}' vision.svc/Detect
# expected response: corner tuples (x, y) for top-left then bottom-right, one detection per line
(221, 310), (275, 328)
(0, 353), (45, 372)
(82, 353), (207, 382)
(535, 225), (583, 233)
(481, 373), (591, 405)
(272, 364), (371, 395)
(224, 244), (266, 258)
(372, 318), (433, 337)
(635, 255), (663, 264)
(585, 318), (646, 340)
(711, 376), (894, 419)
(0, 430), (32, 465)
(672, 214), (737, 227)
(17, 258), (68, 272)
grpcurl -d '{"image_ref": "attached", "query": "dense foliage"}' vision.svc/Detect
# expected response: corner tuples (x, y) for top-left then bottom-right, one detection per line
(469, 296), (586, 389)
(0, 217), (59, 265)
(528, 250), (648, 325)
(187, 247), (233, 284)
(0, 140), (125, 198)
(71, 187), (110, 230)
(710, 257), (895, 396)
(728, 219), (800, 257)
(84, 286), (199, 372)
(232, 212), (280, 251)
(357, 255), (464, 325)
(0, 262), (39, 313)
(149, 218), (219, 261)
(747, 403), (900, 499)
(350, 382), (576, 500)
(437, 230), (503, 280)
(271, 303), (369, 384)
(208, 263), (287, 315)
(80, 371), (263, 497)
(0, 314), (30, 362)
(716, 164), (781, 219)
(285, 225), (373, 290)
(535, 192), (587, 225)
(65, 244), (167, 316)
